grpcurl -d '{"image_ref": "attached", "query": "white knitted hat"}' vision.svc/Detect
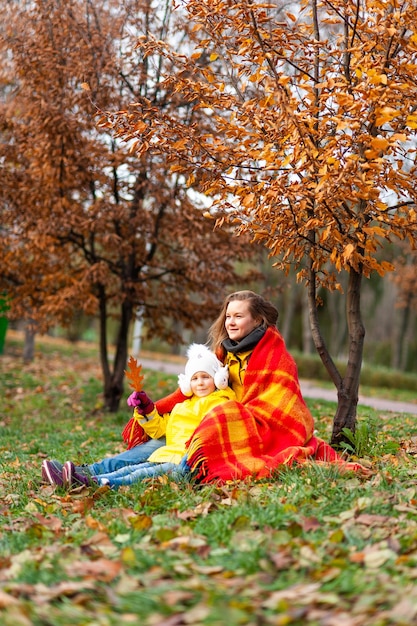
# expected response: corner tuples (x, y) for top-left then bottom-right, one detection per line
(178, 343), (229, 396)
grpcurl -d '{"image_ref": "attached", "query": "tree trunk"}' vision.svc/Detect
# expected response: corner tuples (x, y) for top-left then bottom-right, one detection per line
(110, 299), (132, 411)
(98, 286), (132, 412)
(131, 312), (144, 357)
(392, 296), (411, 370)
(307, 261), (365, 450)
(330, 269), (365, 448)
(23, 320), (36, 362)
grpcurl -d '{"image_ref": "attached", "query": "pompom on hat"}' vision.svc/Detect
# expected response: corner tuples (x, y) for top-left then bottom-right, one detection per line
(178, 343), (229, 396)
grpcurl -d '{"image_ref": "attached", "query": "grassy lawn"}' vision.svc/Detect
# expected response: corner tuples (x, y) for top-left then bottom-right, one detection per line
(1, 336), (417, 625)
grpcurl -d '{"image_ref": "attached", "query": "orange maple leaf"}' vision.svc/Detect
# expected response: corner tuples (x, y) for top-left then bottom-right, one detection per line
(124, 356), (144, 391)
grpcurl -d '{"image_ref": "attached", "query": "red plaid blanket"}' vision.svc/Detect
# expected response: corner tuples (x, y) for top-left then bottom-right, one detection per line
(185, 327), (356, 482)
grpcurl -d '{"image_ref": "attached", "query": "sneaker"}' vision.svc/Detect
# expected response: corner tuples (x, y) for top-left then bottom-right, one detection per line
(41, 460), (64, 486)
(74, 464), (92, 479)
(62, 461), (91, 487)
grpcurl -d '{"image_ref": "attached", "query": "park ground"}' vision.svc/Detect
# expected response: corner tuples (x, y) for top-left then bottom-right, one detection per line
(1, 331), (417, 625)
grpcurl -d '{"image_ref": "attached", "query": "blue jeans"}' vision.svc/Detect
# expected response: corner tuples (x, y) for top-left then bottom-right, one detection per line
(88, 438), (166, 475)
(96, 460), (182, 487)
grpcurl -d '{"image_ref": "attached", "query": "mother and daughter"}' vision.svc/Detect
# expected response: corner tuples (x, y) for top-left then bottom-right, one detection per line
(42, 290), (362, 488)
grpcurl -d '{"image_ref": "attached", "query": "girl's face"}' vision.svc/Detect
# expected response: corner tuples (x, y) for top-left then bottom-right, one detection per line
(190, 372), (216, 397)
(225, 300), (260, 342)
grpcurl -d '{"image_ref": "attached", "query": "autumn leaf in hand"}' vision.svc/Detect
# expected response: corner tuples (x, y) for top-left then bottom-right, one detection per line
(125, 356), (144, 391)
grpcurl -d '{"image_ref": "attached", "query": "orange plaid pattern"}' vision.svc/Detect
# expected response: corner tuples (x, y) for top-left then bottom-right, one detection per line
(186, 327), (349, 483)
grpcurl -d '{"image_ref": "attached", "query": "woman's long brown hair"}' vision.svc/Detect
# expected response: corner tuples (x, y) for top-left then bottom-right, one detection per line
(208, 290), (279, 355)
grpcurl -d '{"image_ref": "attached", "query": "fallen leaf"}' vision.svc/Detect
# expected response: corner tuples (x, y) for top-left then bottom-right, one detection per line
(129, 513), (153, 531)
(363, 547), (397, 568)
(176, 502), (213, 520)
(0, 589), (19, 607)
(164, 535), (208, 550)
(31, 513), (63, 534)
(302, 516), (321, 532)
(85, 515), (107, 531)
(269, 547), (294, 570)
(65, 558), (122, 582)
(355, 513), (393, 526)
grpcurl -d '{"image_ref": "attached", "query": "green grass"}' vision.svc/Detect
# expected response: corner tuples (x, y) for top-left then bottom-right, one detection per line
(1, 337), (417, 625)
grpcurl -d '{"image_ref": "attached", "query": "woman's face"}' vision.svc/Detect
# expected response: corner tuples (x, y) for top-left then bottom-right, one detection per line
(225, 300), (260, 342)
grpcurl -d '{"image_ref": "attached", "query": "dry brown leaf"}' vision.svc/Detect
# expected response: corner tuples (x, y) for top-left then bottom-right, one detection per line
(31, 513), (63, 534)
(128, 513), (153, 531)
(0, 589), (19, 607)
(125, 356), (144, 391)
(84, 515), (108, 532)
(65, 558), (122, 582)
(176, 502), (214, 520)
(355, 513), (393, 526)
(269, 547), (295, 570)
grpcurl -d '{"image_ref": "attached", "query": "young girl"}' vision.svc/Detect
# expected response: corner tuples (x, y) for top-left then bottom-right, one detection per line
(62, 344), (235, 488)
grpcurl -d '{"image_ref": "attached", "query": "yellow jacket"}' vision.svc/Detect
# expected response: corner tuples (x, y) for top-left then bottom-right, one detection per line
(142, 387), (236, 464)
(225, 349), (252, 401)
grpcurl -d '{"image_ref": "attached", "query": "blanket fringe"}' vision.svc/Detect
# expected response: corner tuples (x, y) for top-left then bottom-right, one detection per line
(122, 411), (150, 450)
(185, 435), (209, 482)
(186, 436), (371, 483)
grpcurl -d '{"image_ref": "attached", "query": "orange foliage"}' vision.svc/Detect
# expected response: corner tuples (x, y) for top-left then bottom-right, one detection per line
(0, 0), (260, 409)
(124, 357), (144, 392)
(105, 0), (417, 290)
(101, 0), (417, 432)
(0, 0), (258, 335)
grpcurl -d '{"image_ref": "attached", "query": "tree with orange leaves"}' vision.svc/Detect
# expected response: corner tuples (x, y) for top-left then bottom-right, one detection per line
(106, 0), (417, 444)
(0, 0), (258, 411)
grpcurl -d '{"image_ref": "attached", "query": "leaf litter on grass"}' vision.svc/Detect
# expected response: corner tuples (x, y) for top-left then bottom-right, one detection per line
(3, 343), (417, 624)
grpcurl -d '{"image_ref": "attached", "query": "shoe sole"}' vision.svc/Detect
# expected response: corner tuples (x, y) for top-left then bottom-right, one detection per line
(41, 461), (63, 486)
(62, 462), (73, 488)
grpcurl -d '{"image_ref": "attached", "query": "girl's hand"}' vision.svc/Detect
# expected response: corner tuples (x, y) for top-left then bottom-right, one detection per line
(127, 390), (155, 414)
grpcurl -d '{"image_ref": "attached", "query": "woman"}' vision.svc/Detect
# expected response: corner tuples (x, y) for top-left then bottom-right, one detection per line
(183, 290), (361, 483)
